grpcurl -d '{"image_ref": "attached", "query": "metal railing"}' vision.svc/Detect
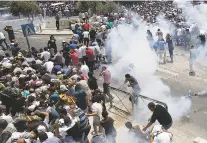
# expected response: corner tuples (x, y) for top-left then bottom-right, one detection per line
(109, 85), (168, 115)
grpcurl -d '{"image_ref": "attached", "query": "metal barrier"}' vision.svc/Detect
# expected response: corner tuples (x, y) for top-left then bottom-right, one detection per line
(108, 85), (168, 115)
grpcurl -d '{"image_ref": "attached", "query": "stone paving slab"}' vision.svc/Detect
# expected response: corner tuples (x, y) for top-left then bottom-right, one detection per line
(36, 29), (73, 35)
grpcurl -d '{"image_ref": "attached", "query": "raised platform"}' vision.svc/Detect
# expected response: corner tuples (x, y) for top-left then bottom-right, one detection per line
(36, 29), (73, 35)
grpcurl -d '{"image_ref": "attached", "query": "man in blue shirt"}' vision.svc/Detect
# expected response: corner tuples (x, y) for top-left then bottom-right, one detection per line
(158, 39), (166, 64)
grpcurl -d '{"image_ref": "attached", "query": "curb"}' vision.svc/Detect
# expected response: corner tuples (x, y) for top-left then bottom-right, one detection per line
(35, 33), (73, 36)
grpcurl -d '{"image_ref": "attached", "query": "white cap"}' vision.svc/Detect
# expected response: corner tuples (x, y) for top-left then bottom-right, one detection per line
(37, 125), (46, 133)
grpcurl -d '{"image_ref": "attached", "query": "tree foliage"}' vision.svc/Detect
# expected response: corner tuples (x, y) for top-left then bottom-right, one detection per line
(9, 1), (41, 23)
(0, 1), (11, 8)
(76, 1), (118, 14)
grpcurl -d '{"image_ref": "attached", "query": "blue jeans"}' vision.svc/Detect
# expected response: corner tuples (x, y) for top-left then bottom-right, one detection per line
(169, 49), (173, 57)
(132, 86), (140, 108)
(50, 105), (59, 122)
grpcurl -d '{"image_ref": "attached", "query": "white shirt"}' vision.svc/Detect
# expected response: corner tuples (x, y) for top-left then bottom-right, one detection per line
(103, 17), (108, 22)
(59, 115), (77, 137)
(41, 51), (51, 62)
(13, 67), (23, 74)
(71, 24), (76, 30)
(153, 132), (172, 143)
(36, 59), (43, 65)
(91, 102), (102, 116)
(101, 25), (106, 31)
(80, 45), (86, 56)
(82, 13), (85, 18)
(0, 32), (5, 39)
(80, 65), (89, 78)
(96, 16), (102, 22)
(0, 114), (13, 123)
(83, 31), (89, 38)
(43, 61), (54, 73)
(75, 48), (83, 58)
(93, 45), (101, 55)
(23, 67), (36, 74)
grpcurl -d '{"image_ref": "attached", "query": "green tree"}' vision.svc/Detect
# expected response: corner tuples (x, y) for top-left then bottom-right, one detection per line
(9, 1), (41, 23)
(104, 1), (118, 13)
(76, 1), (118, 14)
(0, 1), (11, 8)
(76, 1), (90, 12)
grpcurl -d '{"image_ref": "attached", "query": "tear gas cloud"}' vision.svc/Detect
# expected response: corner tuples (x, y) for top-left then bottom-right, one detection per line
(106, 1), (207, 139)
(175, 1), (207, 65)
(106, 13), (192, 126)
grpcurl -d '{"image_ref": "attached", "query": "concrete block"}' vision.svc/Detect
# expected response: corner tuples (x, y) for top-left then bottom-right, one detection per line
(194, 137), (207, 143)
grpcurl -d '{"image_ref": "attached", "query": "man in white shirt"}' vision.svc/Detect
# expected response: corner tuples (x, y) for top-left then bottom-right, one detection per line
(83, 31), (89, 47)
(0, 32), (8, 50)
(0, 107), (13, 124)
(80, 44), (87, 64)
(71, 23), (76, 33)
(42, 60), (54, 73)
(41, 47), (51, 62)
(150, 125), (173, 143)
(91, 42), (101, 63)
(75, 46), (83, 63)
(87, 98), (103, 134)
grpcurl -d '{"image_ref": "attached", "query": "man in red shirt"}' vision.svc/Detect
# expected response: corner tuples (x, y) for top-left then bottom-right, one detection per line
(70, 50), (79, 66)
(85, 48), (94, 73)
(82, 21), (90, 31)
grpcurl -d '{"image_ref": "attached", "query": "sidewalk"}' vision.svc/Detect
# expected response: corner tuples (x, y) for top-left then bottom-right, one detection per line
(36, 29), (73, 35)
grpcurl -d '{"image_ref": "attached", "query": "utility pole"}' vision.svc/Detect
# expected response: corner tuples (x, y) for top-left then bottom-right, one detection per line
(24, 27), (31, 54)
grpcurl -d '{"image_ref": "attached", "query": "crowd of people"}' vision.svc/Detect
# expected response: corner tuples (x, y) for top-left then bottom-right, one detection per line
(4, 1), (205, 142)
(130, 1), (184, 24)
(38, 2), (77, 18)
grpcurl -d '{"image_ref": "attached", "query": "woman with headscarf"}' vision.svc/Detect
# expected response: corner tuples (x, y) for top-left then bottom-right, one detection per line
(166, 33), (174, 63)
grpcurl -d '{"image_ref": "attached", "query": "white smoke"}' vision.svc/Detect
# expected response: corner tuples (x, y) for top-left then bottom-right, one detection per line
(175, 1), (207, 65)
(106, 14), (192, 126)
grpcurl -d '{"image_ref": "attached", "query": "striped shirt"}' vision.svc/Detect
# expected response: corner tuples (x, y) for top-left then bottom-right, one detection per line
(74, 107), (90, 131)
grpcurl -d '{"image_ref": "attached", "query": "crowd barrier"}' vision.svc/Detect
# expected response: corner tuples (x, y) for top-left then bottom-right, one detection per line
(108, 85), (168, 116)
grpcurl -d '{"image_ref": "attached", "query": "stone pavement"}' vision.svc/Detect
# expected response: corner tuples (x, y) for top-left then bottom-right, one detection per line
(152, 46), (207, 142)
(95, 45), (207, 143)
(36, 29), (73, 35)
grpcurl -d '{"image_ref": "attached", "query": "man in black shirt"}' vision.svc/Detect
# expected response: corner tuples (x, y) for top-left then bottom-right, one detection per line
(142, 102), (172, 132)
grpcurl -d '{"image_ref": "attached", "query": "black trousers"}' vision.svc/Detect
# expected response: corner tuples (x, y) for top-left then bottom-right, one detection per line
(84, 38), (89, 47)
(87, 61), (94, 73)
(96, 39), (101, 47)
(0, 39), (8, 50)
(83, 56), (88, 65)
(56, 20), (59, 30)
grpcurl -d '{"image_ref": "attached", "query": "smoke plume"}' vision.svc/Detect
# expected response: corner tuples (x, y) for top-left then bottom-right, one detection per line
(106, 14), (192, 126)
